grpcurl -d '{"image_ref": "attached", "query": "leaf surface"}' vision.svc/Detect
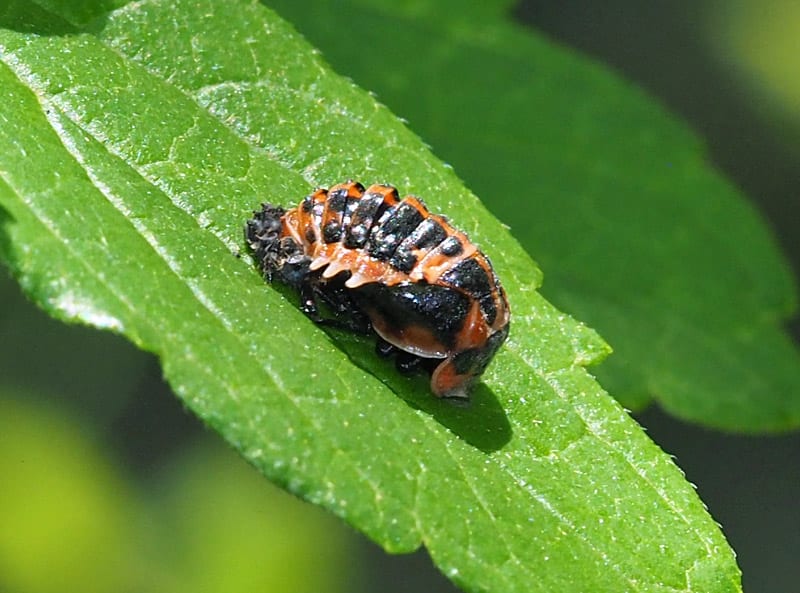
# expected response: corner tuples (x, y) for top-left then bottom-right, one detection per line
(0, 1), (740, 592)
(269, 0), (800, 431)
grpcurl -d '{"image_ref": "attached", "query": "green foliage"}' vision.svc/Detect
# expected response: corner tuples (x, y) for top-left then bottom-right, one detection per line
(152, 438), (358, 593)
(269, 0), (800, 432)
(0, 1), (743, 592)
(0, 393), (356, 593)
(0, 396), (139, 593)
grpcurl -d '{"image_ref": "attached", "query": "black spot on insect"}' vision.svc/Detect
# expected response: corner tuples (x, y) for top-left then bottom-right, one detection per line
(368, 203), (425, 260)
(323, 220), (342, 243)
(440, 236), (463, 256)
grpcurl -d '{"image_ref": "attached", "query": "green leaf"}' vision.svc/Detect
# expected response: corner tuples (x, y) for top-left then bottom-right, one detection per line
(0, 2), (740, 593)
(155, 438), (358, 593)
(0, 396), (138, 593)
(268, 0), (800, 432)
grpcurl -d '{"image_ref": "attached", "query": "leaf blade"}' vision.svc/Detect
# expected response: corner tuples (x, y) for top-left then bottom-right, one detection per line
(268, 0), (800, 432)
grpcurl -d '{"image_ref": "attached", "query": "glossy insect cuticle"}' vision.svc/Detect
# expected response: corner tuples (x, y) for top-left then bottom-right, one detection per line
(245, 181), (510, 399)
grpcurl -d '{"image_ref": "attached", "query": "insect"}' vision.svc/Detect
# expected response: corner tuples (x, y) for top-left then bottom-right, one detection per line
(245, 181), (510, 399)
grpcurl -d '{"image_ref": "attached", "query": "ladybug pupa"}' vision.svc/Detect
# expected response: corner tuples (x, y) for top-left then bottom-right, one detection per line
(245, 181), (510, 399)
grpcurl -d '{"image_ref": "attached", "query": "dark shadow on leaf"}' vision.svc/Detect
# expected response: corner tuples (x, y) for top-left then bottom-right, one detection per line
(0, 197), (16, 271)
(245, 269), (513, 452)
(328, 331), (512, 453)
(399, 378), (512, 453)
(0, 1), (78, 35)
(0, 0), (111, 36)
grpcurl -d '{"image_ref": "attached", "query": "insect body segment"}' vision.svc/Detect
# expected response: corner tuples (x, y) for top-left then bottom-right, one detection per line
(245, 181), (510, 399)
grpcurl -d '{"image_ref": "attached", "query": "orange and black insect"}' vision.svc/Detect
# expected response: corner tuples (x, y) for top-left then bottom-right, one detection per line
(245, 181), (510, 399)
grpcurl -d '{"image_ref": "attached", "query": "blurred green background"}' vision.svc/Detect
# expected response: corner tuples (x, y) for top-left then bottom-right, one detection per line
(1, 2), (798, 592)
